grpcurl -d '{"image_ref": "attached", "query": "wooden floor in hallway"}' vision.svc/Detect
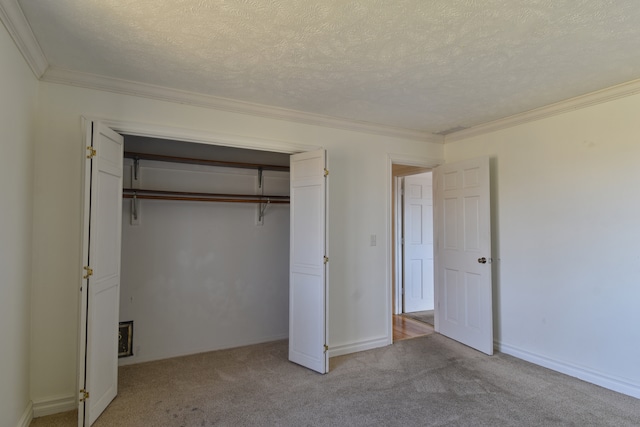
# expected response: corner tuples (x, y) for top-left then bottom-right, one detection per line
(392, 314), (434, 342)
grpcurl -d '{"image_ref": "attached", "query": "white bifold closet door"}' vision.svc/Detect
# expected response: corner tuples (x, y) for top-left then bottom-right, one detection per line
(78, 122), (124, 426)
(288, 149), (329, 374)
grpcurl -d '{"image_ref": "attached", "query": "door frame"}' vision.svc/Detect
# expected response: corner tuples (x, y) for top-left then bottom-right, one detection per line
(393, 175), (403, 315)
(78, 117), (322, 422)
(386, 154), (443, 343)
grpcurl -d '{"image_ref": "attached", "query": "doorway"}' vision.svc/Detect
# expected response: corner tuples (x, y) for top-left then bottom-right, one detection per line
(387, 156), (494, 352)
(391, 164), (435, 341)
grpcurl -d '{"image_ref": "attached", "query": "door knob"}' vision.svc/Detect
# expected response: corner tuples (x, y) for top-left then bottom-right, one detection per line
(478, 257), (487, 264)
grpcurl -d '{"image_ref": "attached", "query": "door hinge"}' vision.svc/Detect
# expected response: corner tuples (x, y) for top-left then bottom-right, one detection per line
(323, 344), (329, 353)
(83, 266), (93, 279)
(324, 168), (329, 177)
(79, 389), (90, 402)
(323, 256), (329, 265)
(86, 146), (96, 159)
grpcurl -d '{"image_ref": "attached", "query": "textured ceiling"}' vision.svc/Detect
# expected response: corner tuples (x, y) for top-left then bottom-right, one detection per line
(17, 0), (640, 135)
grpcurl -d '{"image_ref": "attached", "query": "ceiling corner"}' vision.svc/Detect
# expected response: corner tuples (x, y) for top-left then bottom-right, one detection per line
(0, 0), (48, 78)
(443, 76), (640, 144)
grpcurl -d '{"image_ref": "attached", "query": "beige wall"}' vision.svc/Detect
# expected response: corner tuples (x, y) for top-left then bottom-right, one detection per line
(119, 160), (291, 365)
(0, 22), (38, 427)
(29, 81), (444, 409)
(444, 92), (640, 397)
(29, 79), (640, 411)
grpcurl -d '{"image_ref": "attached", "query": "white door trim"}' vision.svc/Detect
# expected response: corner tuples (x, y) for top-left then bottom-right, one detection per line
(393, 176), (403, 315)
(84, 117), (318, 154)
(386, 154), (443, 343)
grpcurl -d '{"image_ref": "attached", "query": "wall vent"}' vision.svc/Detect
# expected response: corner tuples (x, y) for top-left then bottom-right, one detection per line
(118, 321), (134, 357)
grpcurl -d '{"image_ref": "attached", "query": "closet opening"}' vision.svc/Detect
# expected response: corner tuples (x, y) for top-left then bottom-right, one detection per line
(80, 121), (328, 424)
(118, 135), (292, 366)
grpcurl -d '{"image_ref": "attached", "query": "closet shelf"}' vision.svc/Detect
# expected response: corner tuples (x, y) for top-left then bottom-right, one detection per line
(123, 188), (289, 204)
(124, 151), (290, 172)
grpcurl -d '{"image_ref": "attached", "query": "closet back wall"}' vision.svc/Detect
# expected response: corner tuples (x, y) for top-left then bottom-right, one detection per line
(119, 158), (290, 365)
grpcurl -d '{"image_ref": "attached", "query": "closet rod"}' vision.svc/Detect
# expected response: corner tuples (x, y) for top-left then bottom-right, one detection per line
(124, 151), (290, 172)
(123, 194), (289, 204)
(123, 188), (289, 200)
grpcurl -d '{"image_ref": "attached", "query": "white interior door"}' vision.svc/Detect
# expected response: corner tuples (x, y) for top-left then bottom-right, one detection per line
(289, 149), (328, 373)
(434, 157), (493, 355)
(403, 173), (434, 313)
(78, 122), (123, 426)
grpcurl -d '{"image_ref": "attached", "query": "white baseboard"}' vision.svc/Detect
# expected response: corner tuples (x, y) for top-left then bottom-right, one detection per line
(328, 336), (389, 358)
(32, 394), (76, 418)
(497, 341), (640, 399)
(118, 333), (290, 366)
(16, 400), (33, 427)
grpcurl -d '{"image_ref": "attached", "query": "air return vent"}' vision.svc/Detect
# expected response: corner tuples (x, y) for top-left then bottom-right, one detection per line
(118, 321), (133, 357)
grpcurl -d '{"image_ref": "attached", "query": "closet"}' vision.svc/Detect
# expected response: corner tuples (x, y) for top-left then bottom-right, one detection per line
(118, 136), (291, 365)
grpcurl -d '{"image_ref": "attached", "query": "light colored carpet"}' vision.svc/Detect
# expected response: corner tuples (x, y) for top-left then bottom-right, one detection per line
(32, 334), (640, 426)
(404, 309), (434, 326)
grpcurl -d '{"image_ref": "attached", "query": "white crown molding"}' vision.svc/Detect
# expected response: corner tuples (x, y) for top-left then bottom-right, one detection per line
(43, 66), (440, 143)
(3, 0), (640, 145)
(45, 61), (640, 146)
(0, 0), (48, 77)
(445, 77), (640, 143)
